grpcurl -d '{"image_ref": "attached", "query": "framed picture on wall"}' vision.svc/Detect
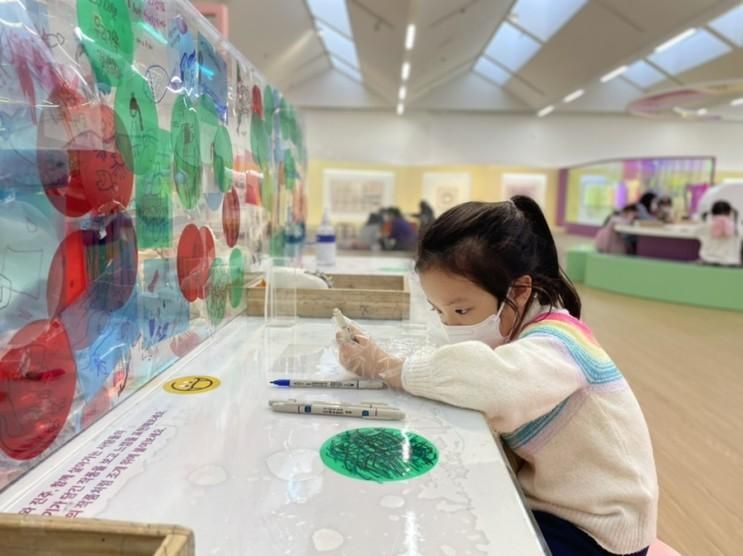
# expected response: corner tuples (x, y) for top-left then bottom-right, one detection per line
(502, 173), (548, 208)
(323, 169), (395, 222)
(422, 172), (471, 216)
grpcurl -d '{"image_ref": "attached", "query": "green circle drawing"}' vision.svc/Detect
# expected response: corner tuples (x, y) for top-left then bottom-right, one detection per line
(228, 248), (244, 308)
(263, 85), (275, 138)
(207, 258), (229, 326)
(269, 230), (285, 257)
(279, 97), (291, 139)
(284, 149), (296, 191)
(251, 114), (269, 168)
(213, 126), (233, 193)
(171, 94), (202, 210)
(320, 428), (439, 483)
(115, 68), (159, 175)
(198, 96), (219, 165)
(76, 0), (134, 86)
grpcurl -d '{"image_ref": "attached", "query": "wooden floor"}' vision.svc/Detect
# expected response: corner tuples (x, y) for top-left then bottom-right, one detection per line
(577, 285), (742, 556)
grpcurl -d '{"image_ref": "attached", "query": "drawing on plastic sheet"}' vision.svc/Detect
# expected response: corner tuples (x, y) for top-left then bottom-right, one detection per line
(0, 0), (307, 491)
(320, 428), (439, 482)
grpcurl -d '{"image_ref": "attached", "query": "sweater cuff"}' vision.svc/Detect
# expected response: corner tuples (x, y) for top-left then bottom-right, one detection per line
(401, 351), (437, 397)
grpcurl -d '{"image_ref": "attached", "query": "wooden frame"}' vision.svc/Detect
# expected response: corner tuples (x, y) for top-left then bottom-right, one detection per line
(0, 514), (194, 556)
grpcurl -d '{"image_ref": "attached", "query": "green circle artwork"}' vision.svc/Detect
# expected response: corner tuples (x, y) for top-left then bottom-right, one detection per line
(115, 68), (159, 175)
(269, 229), (285, 257)
(198, 96), (219, 165)
(76, 0), (134, 86)
(207, 258), (229, 326)
(135, 128), (173, 249)
(228, 248), (244, 308)
(320, 428), (439, 483)
(213, 126), (233, 193)
(263, 85), (274, 138)
(284, 149), (296, 190)
(251, 114), (269, 168)
(279, 97), (290, 139)
(171, 94), (202, 210)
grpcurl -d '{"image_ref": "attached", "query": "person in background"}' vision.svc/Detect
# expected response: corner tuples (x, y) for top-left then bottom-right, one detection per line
(382, 207), (418, 251)
(595, 204), (638, 254)
(354, 211), (383, 250)
(697, 200), (741, 266)
(636, 192), (658, 220)
(655, 196), (673, 223)
(412, 200), (435, 232)
(337, 197), (658, 556)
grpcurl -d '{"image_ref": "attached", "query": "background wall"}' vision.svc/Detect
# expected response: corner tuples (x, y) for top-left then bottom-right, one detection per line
(307, 160), (559, 227)
(305, 110), (743, 170)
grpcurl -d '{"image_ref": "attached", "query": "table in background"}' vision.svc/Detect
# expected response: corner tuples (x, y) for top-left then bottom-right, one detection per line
(615, 224), (700, 261)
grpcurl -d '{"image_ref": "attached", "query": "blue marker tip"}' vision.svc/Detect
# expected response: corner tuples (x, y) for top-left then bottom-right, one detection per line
(270, 379), (290, 387)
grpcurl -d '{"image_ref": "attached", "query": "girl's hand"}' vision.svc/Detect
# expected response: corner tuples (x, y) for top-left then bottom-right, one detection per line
(336, 323), (404, 389)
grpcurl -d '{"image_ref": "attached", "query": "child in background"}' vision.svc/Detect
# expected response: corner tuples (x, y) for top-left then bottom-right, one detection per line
(355, 211), (382, 250)
(698, 200), (741, 266)
(595, 204), (638, 254)
(337, 197), (658, 556)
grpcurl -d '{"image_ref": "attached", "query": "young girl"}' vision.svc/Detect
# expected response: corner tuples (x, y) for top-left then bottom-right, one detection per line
(698, 200), (741, 266)
(337, 196), (658, 556)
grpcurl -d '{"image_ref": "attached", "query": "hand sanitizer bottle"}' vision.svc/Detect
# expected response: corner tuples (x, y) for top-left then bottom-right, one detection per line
(315, 208), (336, 267)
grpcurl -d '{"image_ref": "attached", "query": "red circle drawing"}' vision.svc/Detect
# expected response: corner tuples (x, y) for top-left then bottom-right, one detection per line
(38, 85), (133, 216)
(251, 85), (263, 117)
(177, 224), (207, 302)
(0, 319), (77, 460)
(47, 214), (138, 318)
(222, 187), (240, 248)
(198, 226), (216, 300)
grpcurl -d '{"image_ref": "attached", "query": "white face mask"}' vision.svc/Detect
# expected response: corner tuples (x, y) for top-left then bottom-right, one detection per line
(443, 299), (509, 348)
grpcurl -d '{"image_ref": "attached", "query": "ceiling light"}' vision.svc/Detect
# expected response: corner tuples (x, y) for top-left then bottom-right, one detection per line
(600, 65), (628, 83)
(398, 86), (407, 100)
(537, 105), (554, 117)
(697, 108), (708, 116)
(405, 24), (416, 50)
(401, 62), (410, 81)
(396, 103), (404, 115)
(655, 28), (696, 53)
(563, 89), (584, 103)
(731, 97), (743, 107)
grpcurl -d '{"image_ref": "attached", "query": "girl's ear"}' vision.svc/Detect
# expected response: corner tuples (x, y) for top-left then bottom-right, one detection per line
(511, 275), (533, 310)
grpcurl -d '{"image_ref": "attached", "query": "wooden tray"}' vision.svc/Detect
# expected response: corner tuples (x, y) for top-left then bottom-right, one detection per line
(0, 514), (194, 556)
(246, 273), (410, 320)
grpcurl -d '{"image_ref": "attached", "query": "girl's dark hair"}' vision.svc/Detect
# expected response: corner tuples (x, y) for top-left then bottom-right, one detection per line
(711, 200), (732, 216)
(415, 197), (582, 333)
(639, 192), (657, 213)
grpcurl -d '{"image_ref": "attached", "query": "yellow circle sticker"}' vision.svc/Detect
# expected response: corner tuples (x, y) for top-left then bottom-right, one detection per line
(164, 375), (221, 395)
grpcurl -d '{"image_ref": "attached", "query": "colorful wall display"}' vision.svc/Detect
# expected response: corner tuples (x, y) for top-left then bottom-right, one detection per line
(0, 0), (307, 490)
(560, 157), (715, 230)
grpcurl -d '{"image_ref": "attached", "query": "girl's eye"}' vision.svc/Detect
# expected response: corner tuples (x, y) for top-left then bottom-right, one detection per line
(455, 308), (470, 316)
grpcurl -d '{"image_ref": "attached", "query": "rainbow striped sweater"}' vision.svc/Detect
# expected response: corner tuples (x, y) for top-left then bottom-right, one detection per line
(402, 306), (658, 554)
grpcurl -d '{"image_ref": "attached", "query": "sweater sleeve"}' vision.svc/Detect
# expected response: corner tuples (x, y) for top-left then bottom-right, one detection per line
(401, 336), (584, 433)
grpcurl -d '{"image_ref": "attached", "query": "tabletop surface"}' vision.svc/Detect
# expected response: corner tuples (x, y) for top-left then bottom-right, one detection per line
(614, 223), (700, 239)
(0, 257), (547, 556)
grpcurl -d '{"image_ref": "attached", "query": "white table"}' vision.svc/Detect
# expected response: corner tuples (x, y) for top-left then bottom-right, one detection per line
(615, 224), (701, 261)
(614, 223), (699, 239)
(0, 258), (547, 555)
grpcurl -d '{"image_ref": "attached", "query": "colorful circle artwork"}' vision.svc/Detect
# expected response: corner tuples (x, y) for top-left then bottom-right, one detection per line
(250, 113), (269, 168)
(222, 187), (240, 248)
(115, 67), (160, 175)
(171, 94), (202, 210)
(46, 213), (138, 318)
(176, 223), (207, 302)
(199, 227), (216, 300)
(76, 0), (134, 86)
(38, 86), (133, 216)
(228, 248), (244, 308)
(198, 96), (219, 165)
(0, 319), (77, 460)
(262, 85), (274, 137)
(213, 126), (233, 193)
(251, 84), (263, 117)
(206, 258), (229, 326)
(320, 428), (439, 483)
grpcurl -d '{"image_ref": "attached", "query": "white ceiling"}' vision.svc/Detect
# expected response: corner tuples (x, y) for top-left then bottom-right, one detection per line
(215, 0), (743, 116)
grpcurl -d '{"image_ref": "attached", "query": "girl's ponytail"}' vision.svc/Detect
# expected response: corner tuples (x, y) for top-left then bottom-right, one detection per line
(511, 196), (582, 318)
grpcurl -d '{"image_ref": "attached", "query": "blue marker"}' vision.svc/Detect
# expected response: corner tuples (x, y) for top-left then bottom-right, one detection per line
(270, 379), (385, 389)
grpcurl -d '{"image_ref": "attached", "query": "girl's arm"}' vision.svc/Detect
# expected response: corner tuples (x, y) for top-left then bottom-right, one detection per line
(402, 336), (584, 433)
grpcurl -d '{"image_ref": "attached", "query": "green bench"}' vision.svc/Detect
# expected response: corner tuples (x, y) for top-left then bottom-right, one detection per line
(565, 246), (743, 311)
